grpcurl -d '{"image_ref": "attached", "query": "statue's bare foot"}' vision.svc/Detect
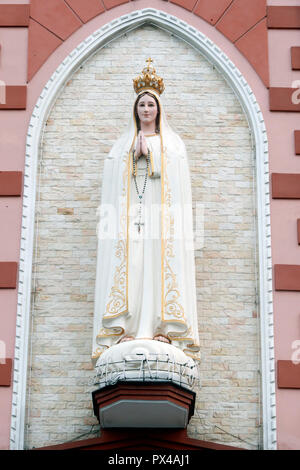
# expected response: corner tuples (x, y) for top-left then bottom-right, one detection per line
(153, 335), (171, 344)
(119, 335), (135, 343)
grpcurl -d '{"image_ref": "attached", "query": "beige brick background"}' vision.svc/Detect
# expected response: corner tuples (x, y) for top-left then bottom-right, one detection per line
(25, 25), (261, 449)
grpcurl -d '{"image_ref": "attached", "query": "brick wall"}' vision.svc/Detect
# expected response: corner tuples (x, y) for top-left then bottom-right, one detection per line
(25, 25), (260, 449)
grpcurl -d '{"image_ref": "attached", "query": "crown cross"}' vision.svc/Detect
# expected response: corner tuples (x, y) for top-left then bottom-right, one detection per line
(146, 57), (153, 68)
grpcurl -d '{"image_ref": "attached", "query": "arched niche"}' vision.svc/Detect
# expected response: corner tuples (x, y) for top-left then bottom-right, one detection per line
(11, 9), (274, 450)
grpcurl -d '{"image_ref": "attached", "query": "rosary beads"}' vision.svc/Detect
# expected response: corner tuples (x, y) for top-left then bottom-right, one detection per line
(132, 149), (150, 233)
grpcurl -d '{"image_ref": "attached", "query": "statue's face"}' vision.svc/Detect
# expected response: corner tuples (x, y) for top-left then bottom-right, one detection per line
(137, 94), (158, 127)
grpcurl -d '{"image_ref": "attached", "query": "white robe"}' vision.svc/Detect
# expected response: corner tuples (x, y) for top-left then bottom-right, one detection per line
(92, 96), (200, 363)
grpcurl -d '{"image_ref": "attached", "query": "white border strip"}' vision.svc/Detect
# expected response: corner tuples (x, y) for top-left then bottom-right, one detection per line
(9, 8), (276, 450)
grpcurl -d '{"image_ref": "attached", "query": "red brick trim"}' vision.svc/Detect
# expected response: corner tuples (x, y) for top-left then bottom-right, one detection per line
(277, 361), (300, 389)
(0, 4), (29, 27)
(215, 0), (267, 43)
(25, 0), (272, 88)
(102, 0), (129, 10)
(0, 86), (27, 110)
(169, 0), (198, 12)
(0, 359), (12, 387)
(27, 19), (63, 83)
(269, 88), (300, 112)
(274, 265), (300, 291)
(291, 47), (300, 70)
(272, 173), (300, 199)
(30, 0), (82, 41)
(235, 18), (269, 88)
(0, 262), (18, 288)
(0, 171), (23, 196)
(295, 131), (300, 155)
(267, 6), (300, 29)
(193, 0), (233, 26)
(297, 219), (300, 245)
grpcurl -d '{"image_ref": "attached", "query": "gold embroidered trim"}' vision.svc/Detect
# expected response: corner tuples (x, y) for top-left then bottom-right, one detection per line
(183, 350), (201, 361)
(168, 326), (194, 342)
(148, 151), (154, 177)
(161, 149), (185, 321)
(96, 327), (124, 338)
(103, 153), (129, 319)
(166, 325), (200, 355)
(92, 345), (109, 360)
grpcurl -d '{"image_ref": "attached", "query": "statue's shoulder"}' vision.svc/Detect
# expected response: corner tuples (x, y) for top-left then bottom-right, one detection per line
(176, 134), (187, 151)
(106, 134), (130, 160)
(166, 131), (187, 159)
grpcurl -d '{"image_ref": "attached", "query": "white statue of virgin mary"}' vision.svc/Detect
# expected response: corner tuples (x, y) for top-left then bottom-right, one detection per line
(92, 59), (200, 366)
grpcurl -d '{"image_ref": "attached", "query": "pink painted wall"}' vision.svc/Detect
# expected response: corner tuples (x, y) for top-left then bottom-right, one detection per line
(0, 0), (299, 449)
(0, 0), (29, 450)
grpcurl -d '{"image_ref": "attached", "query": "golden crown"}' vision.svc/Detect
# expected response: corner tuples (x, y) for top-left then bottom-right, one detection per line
(133, 58), (165, 95)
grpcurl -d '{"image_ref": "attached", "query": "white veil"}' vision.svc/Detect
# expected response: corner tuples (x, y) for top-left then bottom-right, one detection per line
(107, 89), (186, 163)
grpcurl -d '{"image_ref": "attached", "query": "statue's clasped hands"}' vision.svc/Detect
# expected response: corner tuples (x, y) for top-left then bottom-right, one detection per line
(135, 130), (148, 159)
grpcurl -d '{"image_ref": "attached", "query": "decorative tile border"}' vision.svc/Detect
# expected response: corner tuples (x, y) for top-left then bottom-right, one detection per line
(27, 1), (269, 85)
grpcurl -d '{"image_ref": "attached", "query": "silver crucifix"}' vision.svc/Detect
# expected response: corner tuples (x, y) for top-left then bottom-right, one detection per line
(134, 221), (145, 233)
